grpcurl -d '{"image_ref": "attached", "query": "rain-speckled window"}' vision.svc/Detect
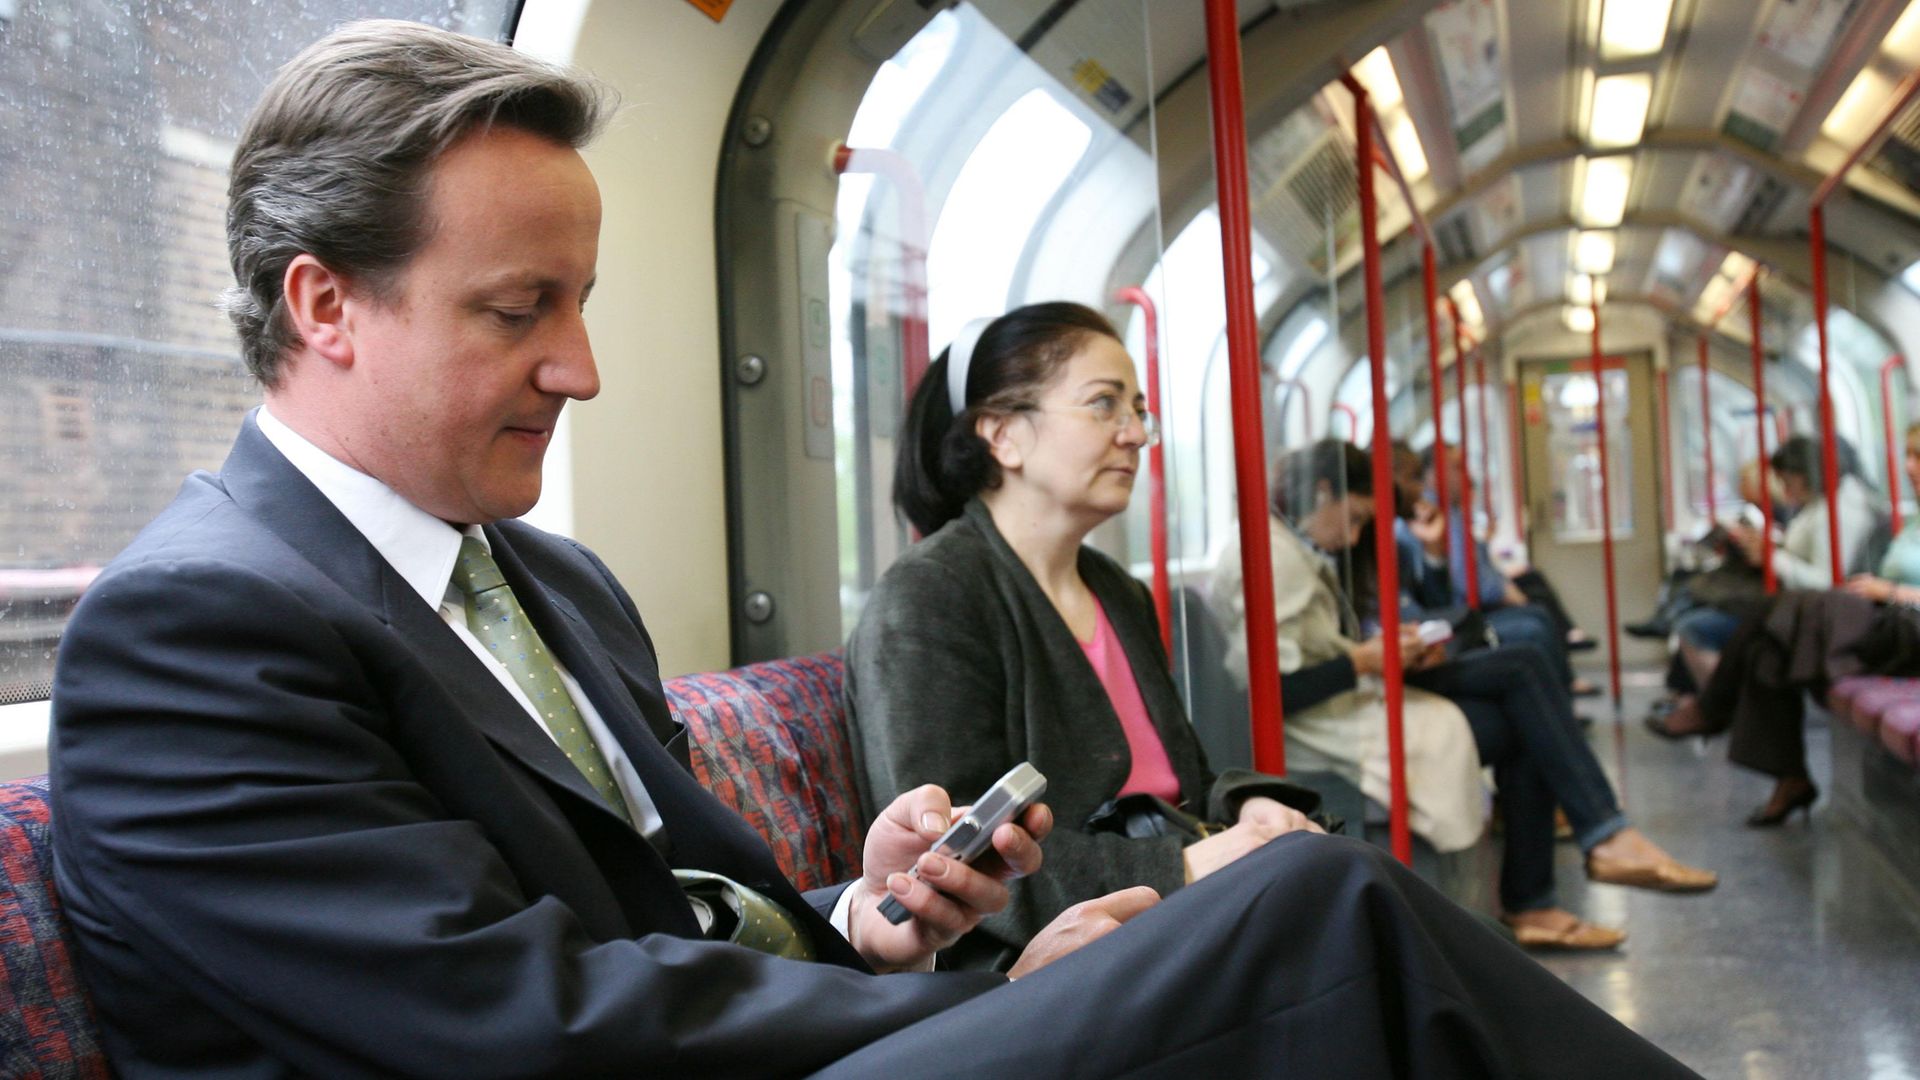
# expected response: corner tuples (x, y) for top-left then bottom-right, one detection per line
(0, 3), (518, 707)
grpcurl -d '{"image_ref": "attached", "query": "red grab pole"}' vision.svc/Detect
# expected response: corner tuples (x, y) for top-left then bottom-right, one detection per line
(833, 145), (929, 396)
(1116, 286), (1171, 655)
(1344, 76), (1410, 866)
(1751, 277), (1778, 595)
(1885, 356), (1907, 536)
(1699, 336), (1717, 522)
(1450, 302), (1481, 611)
(1204, 0), (1284, 773)
(1423, 249), (1453, 566)
(1590, 298), (1623, 710)
(1809, 206), (1845, 585)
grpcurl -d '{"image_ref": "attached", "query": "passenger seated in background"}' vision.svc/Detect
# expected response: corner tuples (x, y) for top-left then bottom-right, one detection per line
(1662, 437), (1883, 720)
(1215, 439), (1718, 951)
(1390, 442), (1588, 698)
(1651, 424), (1920, 825)
(840, 303), (1702, 1073)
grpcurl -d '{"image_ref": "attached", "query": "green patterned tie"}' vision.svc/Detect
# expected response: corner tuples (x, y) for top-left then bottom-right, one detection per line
(450, 537), (632, 824)
(449, 538), (812, 959)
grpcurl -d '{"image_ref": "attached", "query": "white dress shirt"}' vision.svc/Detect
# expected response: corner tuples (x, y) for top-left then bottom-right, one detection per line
(254, 407), (864, 943)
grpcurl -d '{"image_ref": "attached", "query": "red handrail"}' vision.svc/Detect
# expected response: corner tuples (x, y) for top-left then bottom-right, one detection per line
(1884, 355), (1907, 536)
(1810, 206), (1845, 585)
(1205, 0), (1285, 773)
(1423, 248), (1453, 572)
(1751, 277), (1778, 595)
(832, 145), (929, 397)
(1271, 378), (1316, 440)
(1330, 402), (1361, 441)
(1809, 67), (1920, 207)
(1590, 299), (1623, 710)
(1344, 74), (1411, 866)
(1449, 301), (1481, 611)
(1116, 286), (1171, 656)
(1699, 336), (1717, 521)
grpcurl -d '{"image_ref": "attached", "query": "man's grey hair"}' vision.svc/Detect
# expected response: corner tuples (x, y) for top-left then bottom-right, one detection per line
(223, 19), (614, 385)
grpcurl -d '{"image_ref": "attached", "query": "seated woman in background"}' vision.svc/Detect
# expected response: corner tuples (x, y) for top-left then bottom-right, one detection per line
(1214, 439), (1717, 951)
(1653, 423), (1920, 825)
(843, 303), (1325, 972)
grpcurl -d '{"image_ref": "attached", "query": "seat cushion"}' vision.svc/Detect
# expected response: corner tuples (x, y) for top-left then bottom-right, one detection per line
(666, 652), (865, 892)
(1827, 676), (1899, 726)
(0, 776), (108, 1079)
(1840, 679), (1920, 736)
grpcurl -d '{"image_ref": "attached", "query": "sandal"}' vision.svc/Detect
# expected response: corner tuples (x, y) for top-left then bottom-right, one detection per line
(1502, 913), (1626, 951)
(1586, 853), (1718, 893)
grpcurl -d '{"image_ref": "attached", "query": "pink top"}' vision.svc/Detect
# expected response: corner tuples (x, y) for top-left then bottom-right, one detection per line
(1078, 600), (1182, 803)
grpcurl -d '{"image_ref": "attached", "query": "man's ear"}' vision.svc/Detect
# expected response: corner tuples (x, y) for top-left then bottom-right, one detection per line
(976, 411), (1027, 472)
(281, 254), (355, 370)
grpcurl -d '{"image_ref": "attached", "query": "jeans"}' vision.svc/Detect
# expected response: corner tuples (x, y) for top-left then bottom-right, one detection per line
(1407, 642), (1629, 912)
(1674, 607), (1743, 652)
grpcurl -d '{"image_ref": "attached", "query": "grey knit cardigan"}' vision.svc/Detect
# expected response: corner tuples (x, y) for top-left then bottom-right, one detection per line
(844, 500), (1284, 967)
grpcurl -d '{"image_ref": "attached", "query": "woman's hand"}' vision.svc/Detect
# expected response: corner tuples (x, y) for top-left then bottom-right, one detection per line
(1729, 522), (1767, 566)
(1843, 574), (1896, 603)
(1349, 627), (1429, 676)
(1410, 500), (1447, 556)
(1181, 797), (1322, 883)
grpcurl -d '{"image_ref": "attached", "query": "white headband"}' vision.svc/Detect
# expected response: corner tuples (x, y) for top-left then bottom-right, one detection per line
(946, 317), (995, 415)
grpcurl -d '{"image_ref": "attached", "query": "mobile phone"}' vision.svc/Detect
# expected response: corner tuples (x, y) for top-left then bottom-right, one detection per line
(1416, 619), (1454, 645)
(877, 762), (1049, 925)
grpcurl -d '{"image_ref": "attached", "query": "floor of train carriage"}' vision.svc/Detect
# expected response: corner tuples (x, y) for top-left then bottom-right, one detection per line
(1539, 664), (1920, 1080)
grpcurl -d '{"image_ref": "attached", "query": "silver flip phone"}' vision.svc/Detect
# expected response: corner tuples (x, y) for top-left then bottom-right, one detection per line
(877, 762), (1048, 925)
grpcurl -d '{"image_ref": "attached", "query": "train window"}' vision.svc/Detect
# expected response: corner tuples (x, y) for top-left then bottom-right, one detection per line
(827, 1), (1173, 636)
(0, 2), (519, 709)
(1540, 369), (1635, 542)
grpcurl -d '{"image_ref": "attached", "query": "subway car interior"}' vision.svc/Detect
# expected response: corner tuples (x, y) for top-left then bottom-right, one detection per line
(5, 0), (1920, 1075)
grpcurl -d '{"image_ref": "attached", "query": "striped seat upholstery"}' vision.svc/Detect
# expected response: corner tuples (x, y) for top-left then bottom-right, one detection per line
(665, 651), (866, 893)
(0, 775), (108, 1079)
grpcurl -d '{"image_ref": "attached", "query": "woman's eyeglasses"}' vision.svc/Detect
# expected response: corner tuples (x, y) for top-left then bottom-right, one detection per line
(1035, 395), (1161, 447)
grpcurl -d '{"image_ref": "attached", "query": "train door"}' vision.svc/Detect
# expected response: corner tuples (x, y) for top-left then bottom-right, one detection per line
(1517, 352), (1664, 665)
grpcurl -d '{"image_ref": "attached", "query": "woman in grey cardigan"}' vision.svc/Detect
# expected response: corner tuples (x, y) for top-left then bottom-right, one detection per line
(845, 303), (1322, 971)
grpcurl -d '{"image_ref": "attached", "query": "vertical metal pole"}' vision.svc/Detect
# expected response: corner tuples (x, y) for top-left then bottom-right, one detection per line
(1885, 356), (1906, 536)
(1508, 378), (1528, 538)
(1699, 335), (1716, 522)
(1475, 349), (1494, 531)
(1451, 306), (1481, 610)
(1423, 248), (1452, 564)
(1348, 81), (1410, 866)
(1116, 287), (1171, 655)
(1590, 297), (1623, 710)
(1204, 0), (1285, 772)
(1752, 277), (1778, 595)
(1657, 367), (1673, 532)
(1810, 206), (1844, 585)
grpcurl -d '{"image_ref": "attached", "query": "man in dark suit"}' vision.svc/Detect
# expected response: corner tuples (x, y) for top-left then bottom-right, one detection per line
(50, 19), (1700, 1078)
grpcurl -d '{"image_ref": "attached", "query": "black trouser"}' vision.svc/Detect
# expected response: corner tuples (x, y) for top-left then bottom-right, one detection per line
(1700, 612), (1809, 780)
(1408, 643), (1628, 912)
(1511, 568), (1578, 640)
(816, 834), (1698, 1079)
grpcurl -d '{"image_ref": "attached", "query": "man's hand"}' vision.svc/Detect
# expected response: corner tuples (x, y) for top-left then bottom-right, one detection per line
(845, 784), (1051, 973)
(1181, 796), (1322, 882)
(1410, 500), (1447, 555)
(1007, 887), (1160, 980)
(1501, 582), (1529, 609)
(1729, 522), (1767, 566)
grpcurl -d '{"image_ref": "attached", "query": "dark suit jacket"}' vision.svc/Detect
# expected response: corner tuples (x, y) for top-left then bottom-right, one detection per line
(844, 499), (1288, 968)
(49, 417), (1001, 1078)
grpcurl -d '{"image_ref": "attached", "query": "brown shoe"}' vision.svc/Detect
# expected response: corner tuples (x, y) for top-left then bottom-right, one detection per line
(1585, 854), (1718, 893)
(1502, 913), (1627, 951)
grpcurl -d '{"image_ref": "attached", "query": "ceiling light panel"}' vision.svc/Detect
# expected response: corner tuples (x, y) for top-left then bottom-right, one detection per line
(1353, 47), (1404, 113)
(1574, 230), (1617, 275)
(1599, 0), (1677, 60)
(1568, 273), (1608, 306)
(1824, 67), (1892, 142)
(1386, 112), (1429, 182)
(1889, 1), (1920, 68)
(1449, 281), (1484, 327)
(1579, 155), (1634, 227)
(1588, 73), (1652, 149)
(1564, 305), (1597, 334)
